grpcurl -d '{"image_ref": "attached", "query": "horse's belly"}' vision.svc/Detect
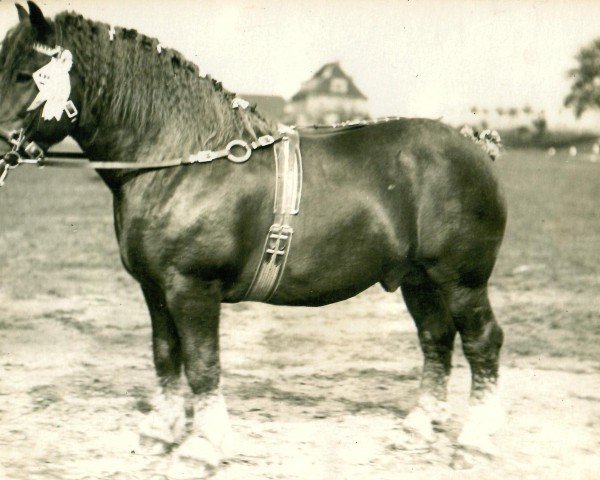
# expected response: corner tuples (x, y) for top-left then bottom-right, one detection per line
(267, 193), (407, 306)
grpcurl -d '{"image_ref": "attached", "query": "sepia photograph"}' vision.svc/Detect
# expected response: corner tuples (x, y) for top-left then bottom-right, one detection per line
(0, 1), (598, 479)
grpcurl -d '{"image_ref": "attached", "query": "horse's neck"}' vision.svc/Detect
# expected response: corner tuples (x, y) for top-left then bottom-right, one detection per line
(69, 61), (246, 164)
(60, 24), (273, 190)
(72, 95), (237, 161)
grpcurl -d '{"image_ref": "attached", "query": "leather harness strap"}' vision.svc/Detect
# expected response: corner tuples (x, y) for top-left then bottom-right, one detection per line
(245, 129), (302, 301)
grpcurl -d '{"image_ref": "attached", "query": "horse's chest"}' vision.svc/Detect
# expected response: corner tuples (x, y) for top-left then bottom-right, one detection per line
(114, 193), (241, 282)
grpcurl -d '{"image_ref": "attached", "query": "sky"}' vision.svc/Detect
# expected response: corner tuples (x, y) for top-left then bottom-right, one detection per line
(1, 0), (600, 128)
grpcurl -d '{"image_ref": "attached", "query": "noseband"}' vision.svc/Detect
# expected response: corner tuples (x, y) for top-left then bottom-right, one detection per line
(0, 127), (47, 186)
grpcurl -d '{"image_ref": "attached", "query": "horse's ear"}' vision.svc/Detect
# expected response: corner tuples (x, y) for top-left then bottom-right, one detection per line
(27, 1), (51, 40)
(15, 3), (29, 22)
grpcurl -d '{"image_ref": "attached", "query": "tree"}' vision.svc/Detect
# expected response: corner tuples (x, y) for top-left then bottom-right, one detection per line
(565, 38), (600, 117)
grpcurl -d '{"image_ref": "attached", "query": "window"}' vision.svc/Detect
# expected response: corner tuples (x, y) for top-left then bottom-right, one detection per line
(330, 78), (348, 94)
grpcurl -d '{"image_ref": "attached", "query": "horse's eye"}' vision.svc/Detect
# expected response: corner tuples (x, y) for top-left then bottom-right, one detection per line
(15, 72), (32, 83)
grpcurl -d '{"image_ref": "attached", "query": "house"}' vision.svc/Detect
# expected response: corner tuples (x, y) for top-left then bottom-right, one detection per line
(285, 62), (369, 125)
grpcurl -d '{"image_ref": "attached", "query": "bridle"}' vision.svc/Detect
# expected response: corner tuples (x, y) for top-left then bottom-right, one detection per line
(0, 122), (284, 187)
(0, 37), (286, 188)
(0, 113), (47, 186)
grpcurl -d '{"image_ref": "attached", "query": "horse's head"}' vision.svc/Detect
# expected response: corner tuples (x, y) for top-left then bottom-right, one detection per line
(0, 2), (80, 181)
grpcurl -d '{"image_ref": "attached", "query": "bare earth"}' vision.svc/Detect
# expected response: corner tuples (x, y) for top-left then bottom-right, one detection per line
(1, 151), (599, 479)
(0, 285), (598, 480)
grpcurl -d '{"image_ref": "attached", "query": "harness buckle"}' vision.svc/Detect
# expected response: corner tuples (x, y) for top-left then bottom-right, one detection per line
(189, 150), (217, 164)
(24, 141), (44, 160)
(64, 100), (78, 120)
(252, 135), (275, 149)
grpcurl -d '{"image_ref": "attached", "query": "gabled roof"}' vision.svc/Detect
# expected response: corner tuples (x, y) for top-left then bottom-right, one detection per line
(291, 62), (367, 102)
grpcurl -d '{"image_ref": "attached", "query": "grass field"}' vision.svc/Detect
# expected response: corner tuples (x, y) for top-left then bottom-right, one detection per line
(0, 147), (598, 479)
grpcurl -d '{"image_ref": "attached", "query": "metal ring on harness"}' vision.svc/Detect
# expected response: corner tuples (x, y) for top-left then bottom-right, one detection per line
(226, 139), (251, 163)
(3, 151), (22, 168)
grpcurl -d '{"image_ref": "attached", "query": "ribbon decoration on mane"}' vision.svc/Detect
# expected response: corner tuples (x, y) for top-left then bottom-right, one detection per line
(27, 43), (78, 121)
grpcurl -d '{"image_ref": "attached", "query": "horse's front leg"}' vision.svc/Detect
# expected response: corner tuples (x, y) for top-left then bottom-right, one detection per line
(137, 282), (186, 455)
(164, 275), (232, 479)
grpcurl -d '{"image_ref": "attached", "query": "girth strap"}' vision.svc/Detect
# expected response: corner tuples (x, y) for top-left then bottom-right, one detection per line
(245, 130), (302, 301)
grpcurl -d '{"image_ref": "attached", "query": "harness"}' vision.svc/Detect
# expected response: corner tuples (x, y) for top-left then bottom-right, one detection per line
(246, 129), (302, 301)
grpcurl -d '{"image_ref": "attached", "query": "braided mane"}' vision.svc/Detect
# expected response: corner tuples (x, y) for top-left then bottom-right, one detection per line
(51, 12), (275, 153)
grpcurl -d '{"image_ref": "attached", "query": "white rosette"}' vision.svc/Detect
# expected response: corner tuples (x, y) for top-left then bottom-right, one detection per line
(27, 49), (77, 121)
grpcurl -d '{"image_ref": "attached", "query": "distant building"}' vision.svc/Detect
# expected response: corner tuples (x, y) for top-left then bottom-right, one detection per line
(285, 62), (369, 125)
(239, 94), (287, 122)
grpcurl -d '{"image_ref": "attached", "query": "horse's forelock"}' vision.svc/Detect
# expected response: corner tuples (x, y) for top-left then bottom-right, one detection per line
(0, 22), (35, 70)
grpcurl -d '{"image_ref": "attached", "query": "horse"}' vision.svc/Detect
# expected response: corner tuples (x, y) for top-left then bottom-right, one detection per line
(0, 3), (507, 478)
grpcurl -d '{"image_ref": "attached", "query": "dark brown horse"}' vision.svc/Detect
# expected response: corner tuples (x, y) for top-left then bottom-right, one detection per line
(0, 3), (507, 478)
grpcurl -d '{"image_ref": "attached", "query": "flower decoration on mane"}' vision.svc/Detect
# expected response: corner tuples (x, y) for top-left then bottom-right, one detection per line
(460, 125), (503, 160)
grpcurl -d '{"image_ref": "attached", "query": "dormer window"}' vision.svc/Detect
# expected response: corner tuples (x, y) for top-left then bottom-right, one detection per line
(330, 78), (348, 94)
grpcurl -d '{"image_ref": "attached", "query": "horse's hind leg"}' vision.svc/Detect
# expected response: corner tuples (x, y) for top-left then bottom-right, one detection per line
(163, 275), (231, 478)
(448, 284), (504, 456)
(137, 282), (186, 455)
(401, 277), (456, 443)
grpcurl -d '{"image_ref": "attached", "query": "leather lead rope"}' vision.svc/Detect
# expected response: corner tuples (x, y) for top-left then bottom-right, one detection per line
(0, 127), (283, 187)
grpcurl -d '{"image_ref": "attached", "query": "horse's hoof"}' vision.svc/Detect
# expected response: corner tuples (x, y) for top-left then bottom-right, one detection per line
(451, 445), (494, 469)
(403, 407), (437, 444)
(137, 400), (186, 456)
(137, 434), (172, 456)
(167, 451), (216, 480)
(392, 430), (432, 453)
(457, 420), (499, 457)
(166, 460), (214, 480)
(167, 435), (222, 479)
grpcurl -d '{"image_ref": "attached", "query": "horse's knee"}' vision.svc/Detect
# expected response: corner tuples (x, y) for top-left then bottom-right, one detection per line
(419, 319), (456, 351)
(448, 286), (498, 339)
(460, 319), (503, 357)
(184, 362), (220, 395)
(418, 321), (456, 380)
(153, 335), (181, 379)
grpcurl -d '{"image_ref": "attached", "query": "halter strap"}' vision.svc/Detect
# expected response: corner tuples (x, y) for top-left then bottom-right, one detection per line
(0, 127), (284, 187)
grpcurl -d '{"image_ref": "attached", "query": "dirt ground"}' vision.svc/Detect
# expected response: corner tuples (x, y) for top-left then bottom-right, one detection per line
(0, 150), (599, 479)
(0, 285), (598, 480)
